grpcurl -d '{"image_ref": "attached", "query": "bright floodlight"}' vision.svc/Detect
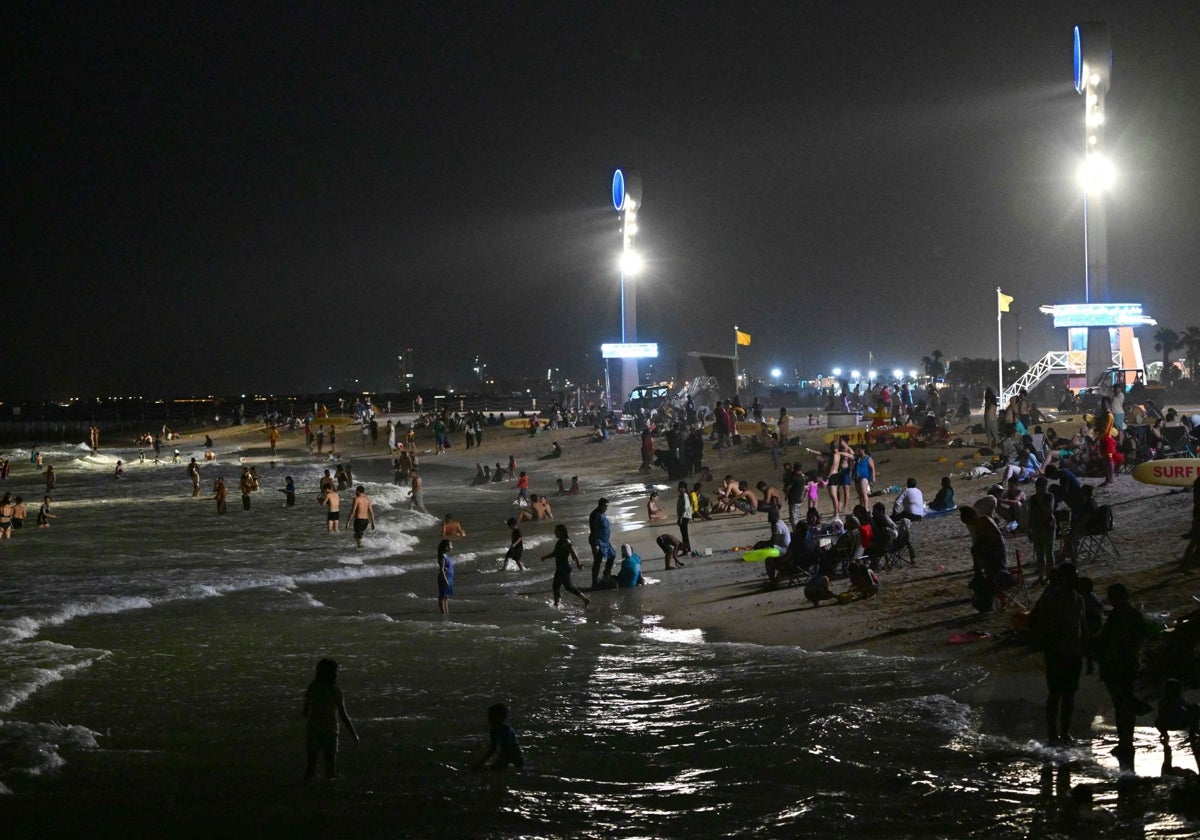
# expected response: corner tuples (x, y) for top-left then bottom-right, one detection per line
(892, 368), (904, 380)
(909, 369), (918, 379)
(832, 367), (843, 377)
(1078, 153), (1115, 194)
(850, 370), (861, 380)
(868, 370), (877, 381)
(770, 367), (782, 379)
(619, 250), (644, 276)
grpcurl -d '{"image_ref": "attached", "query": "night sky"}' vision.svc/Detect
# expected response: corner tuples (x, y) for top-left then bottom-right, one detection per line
(7, 2), (1200, 399)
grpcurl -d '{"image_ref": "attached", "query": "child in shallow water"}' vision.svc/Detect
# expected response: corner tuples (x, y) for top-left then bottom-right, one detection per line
(302, 658), (360, 781)
(473, 703), (523, 771)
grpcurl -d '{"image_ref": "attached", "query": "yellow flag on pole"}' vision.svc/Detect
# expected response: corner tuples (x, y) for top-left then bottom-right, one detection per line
(997, 289), (1014, 313)
(736, 330), (752, 347)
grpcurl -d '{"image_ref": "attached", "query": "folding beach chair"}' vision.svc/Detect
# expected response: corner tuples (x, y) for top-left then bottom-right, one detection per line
(882, 520), (916, 570)
(996, 545), (1030, 611)
(831, 531), (865, 577)
(1162, 426), (1198, 458)
(1073, 505), (1121, 565)
(785, 556), (814, 587)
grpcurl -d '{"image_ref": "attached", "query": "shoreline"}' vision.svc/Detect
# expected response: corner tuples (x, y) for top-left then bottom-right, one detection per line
(12, 414), (1200, 756)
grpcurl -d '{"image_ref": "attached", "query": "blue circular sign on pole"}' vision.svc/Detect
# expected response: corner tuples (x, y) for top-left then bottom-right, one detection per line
(1073, 26), (1083, 92)
(612, 169), (625, 212)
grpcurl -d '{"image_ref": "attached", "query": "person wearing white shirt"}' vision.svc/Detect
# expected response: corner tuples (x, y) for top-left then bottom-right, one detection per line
(892, 477), (926, 522)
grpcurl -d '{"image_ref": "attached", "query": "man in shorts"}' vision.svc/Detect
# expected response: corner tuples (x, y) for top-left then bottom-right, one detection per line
(348, 485), (376, 547)
(656, 533), (686, 570)
(324, 487), (340, 532)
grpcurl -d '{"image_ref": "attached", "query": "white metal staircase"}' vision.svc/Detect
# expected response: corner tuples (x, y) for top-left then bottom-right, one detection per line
(1001, 351), (1084, 404)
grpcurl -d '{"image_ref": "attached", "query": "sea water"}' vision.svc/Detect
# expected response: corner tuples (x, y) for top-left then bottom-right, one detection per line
(0, 441), (1195, 837)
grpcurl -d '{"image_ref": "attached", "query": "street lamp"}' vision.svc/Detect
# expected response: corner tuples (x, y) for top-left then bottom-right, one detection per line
(891, 368), (904, 380)
(1074, 22), (1112, 303)
(832, 367), (843, 377)
(613, 168), (643, 405)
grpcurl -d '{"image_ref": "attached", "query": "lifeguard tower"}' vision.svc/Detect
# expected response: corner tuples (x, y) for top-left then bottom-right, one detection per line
(1001, 23), (1157, 403)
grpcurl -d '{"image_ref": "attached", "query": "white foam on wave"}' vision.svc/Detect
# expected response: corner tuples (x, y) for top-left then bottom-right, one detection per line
(293, 563), (409, 584)
(0, 573), (309, 646)
(293, 591), (326, 609)
(363, 526), (420, 557)
(0, 596), (155, 645)
(346, 612), (395, 623)
(0, 719), (100, 779)
(0, 640), (111, 714)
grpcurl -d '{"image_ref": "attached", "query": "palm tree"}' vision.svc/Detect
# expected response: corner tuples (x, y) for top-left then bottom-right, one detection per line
(1154, 327), (1181, 384)
(1181, 325), (1200, 381)
(921, 349), (945, 378)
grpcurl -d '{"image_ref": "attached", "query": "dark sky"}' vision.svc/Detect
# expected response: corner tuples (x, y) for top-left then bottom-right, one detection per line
(7, 1), (1200, 398)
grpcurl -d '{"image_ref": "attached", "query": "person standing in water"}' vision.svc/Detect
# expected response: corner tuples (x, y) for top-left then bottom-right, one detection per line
(187, 458), (201, 498)
(37, 495), (55, 528)
(323, 487), (340, 532)
(501, 517), (525, 571)
(1029, 563), (1086, 746)
(438, 539), (454, 615)
(348, 486), (376, 547)
(239, 468), (254, 511)
(301, 658), (360, 781)
(213, 476), (228, 515)
(588, 497), (616, 586)
(409, 470), (428, 514)
(280, 476), (296, 507)
(44, 465), (56, 492)
(541, 523), (590, 609)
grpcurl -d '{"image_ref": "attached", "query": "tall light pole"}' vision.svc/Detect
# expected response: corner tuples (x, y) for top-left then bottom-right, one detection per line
(1074, 23), (1116, 378)
(612, 169), (643, 406)
(1075, 23), (1113, 303)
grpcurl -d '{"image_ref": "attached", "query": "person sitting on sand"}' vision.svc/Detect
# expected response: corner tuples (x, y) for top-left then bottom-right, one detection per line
(846, 560), (880, 598)
(996, 476), (1028, 531)
(538, 441), (562, 459)
(731, 481), (759, 515)
(616, 544), (645, 588)
(928, 476), (955, 512)
(568, 476), (580, 494)
(755, 481), (784, 513)
(804, 569), (837, 606)
(442, 514), (467, 538)
(891, 477), (925, 522)
(972, 486), (1002, 521)
(647, 491), (665, 521)
(710, 474), (739, 513)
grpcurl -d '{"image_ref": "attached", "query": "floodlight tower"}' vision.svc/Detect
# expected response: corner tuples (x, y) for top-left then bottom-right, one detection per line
(1075, 23), (1113, 304)
(1075, 23), (1118, 380)
(612, 169), (643, 404)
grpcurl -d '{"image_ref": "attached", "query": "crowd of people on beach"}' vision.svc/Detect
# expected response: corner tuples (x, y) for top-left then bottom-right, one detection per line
(9, 393), (1200, 794)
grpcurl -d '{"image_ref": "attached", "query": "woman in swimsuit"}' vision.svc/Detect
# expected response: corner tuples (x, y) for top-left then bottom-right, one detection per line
(0, 493), (14, 539)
